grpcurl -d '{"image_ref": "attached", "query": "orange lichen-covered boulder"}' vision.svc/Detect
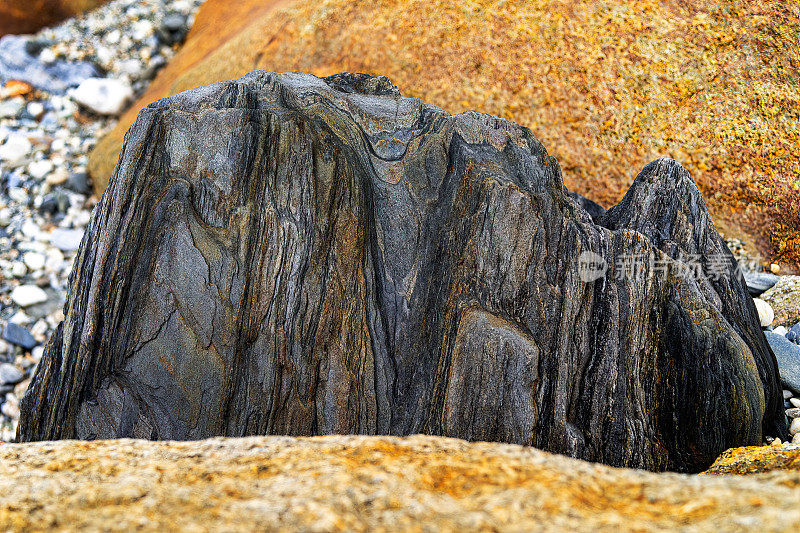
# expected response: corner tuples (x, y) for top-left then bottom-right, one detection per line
(703, 444), (800, 480)
(0, 0), (108, 36)
(1, 436), (800, 531)
(88, 0), (800, 270)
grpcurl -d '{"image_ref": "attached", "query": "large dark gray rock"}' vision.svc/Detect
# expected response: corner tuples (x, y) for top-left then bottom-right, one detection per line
(17, 71), (788, 472)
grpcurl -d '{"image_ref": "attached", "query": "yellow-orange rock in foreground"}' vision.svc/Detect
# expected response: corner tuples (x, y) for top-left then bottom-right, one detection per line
(0, 0), (108, 36)
(1, 436), (799, 531)
(703, 443), (800, 480)
(88, 0), (800, 270)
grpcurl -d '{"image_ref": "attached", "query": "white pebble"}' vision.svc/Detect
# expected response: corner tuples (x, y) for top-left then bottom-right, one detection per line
(0, 207), (12, 227)
(791, 398), (800, 408)
(46, 168), (69, 185)
(105, 29), (121, 45)
(38, 48), (57, 65)
(23, 252), (46, 271)
(8, 187), (28, 204)
(26, 101), (44, 118)
(31, 346), (44, 362)
(753, 298), (774, 327)
(790, 417), (800, 436)
(21, 220), (42, 240)
(50, 228), (84, 251)
(50, 138), (66, 152)
(1, 401), (19, 419)
(0, 134), (32, 167)
(27, 159), (54, 180)
(10, 262), (27, 278)
(45, 247), (65, 270)
(9, 311), (30, 325)
(95, 45), (115, 66)
(132, 20), (154, 40)
(10, 285), (48, 307)
(69, 78), (134, 116)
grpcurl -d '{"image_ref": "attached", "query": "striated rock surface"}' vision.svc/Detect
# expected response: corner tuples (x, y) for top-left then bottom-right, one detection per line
(19, 71), (787, 472)
(1, 435), (800, 532)
(87, 0), (800, 270)
(0, 0), (108, 37)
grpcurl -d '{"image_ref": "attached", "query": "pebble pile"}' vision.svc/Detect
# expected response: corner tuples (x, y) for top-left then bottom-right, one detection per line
(771, 389), (800, 445)
(0, 0), (205, 441)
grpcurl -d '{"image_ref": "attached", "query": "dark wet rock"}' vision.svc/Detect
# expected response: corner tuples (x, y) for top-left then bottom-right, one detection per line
(744, 272), (780, 297)
(23, 39), (54, 57)
(157, 13), (188, 45)
(765, 331), (800, 395)
(66, 171), (91, 195)
(0, 35), (100, 94)
(1, 322), (36, 350)
(39, 191), (70, 216)
(17, 72), (788, 472)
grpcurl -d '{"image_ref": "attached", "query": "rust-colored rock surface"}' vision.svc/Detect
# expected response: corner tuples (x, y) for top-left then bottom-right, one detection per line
(703, 443), (800, 481)
(1, 435), (799, 531)
(88, 0), (800, 270)
(0, 0), (108, 36)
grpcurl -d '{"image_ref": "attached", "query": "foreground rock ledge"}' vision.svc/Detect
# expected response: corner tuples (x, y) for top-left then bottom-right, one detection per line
(18, 71), (787, 472)
(0, 436), (798, 532)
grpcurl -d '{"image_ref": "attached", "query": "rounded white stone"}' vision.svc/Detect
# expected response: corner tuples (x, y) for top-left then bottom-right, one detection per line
(23, 252), (46, 271)
(0, 134), (32, 167)
(10, 262), (27, 277)
(753, 298), (774, 327)
(27, 159), (54, 180)
(10, 285), (48, 307)
(69, 78), (134, 116)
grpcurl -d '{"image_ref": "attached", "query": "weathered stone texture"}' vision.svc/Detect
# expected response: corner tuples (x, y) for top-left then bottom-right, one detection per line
(1, 436), (799, 532)
(18, 72), (788, 473)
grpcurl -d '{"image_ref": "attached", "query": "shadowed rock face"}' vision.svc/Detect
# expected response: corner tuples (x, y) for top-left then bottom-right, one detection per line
(17, 71), (787, 472)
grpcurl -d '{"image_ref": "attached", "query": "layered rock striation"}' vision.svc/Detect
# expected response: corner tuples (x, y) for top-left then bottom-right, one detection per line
(17, 72), (788, 472)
